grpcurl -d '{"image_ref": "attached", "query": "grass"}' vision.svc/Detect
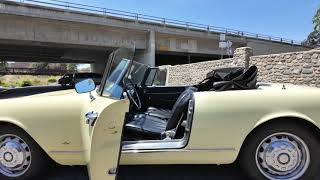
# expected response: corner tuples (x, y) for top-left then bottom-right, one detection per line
(0, 75), (61, 88)
(48, 77), (57, 83)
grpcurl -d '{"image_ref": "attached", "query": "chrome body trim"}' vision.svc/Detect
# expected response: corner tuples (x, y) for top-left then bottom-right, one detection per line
(122, 139), (187, 151)
(122, 148), (236, 154)
(85, 111), (98, 126)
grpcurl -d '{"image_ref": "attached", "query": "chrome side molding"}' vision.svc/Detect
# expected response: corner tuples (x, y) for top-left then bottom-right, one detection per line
(85, 111), (98, 126)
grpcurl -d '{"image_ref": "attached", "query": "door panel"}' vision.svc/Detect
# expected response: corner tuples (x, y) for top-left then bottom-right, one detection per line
(139, 86), (187, 109)
(89, 99), (129, 180)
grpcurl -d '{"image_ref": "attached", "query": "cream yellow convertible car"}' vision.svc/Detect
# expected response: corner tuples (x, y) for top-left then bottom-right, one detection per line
(1, 50), (320, 180)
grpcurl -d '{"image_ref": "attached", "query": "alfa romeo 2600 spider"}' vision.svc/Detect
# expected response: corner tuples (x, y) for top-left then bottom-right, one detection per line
(0, 48), (320, 180)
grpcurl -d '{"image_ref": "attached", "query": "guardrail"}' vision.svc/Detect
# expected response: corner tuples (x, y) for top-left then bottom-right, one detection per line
(7, 0), (306, 46)
(0, 67), (75, 75)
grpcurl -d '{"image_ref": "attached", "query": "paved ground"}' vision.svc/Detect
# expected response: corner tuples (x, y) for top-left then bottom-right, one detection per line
(45, 164), (245, 180)
(44, 163), (320, 180)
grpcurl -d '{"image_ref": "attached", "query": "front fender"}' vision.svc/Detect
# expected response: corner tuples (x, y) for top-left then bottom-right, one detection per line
(0, 92), (88, 166)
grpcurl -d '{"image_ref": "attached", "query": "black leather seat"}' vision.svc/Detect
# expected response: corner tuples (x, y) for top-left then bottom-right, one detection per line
(144, 107), (172, 120)
(125, 87), (197, 138)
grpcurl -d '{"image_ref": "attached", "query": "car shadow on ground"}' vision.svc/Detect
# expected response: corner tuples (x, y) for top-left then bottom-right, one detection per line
(45, 164), (246, 180)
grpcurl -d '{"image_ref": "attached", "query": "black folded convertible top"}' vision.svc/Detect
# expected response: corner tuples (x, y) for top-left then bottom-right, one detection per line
(196, 66), (258, 91)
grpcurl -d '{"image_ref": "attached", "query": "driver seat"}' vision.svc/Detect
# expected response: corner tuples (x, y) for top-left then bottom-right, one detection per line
(125, 87), (197, 138)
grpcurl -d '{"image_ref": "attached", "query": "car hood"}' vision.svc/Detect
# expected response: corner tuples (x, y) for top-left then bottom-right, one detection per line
(0, 86), (76, 99)
(27, 89), (77, 98)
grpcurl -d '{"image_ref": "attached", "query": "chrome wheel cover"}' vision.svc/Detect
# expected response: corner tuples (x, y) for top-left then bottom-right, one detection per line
(0, 134), (31, 177)
(255, 132), (310, 180)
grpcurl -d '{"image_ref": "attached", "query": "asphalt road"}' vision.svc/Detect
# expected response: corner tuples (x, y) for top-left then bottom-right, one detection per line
(46, 164), (246, 180)
(45, 164), (320, 180)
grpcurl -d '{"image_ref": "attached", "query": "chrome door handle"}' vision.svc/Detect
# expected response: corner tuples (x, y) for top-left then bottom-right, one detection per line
(85, 111), (98, 126)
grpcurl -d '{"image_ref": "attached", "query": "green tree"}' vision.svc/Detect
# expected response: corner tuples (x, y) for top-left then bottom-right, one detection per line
(67, 63), (77, 72)
(59, 63), (67, 70)
(313, 8), (320, 31)
(304, 8), (320, 47)
(33, 62), (49, 70)
(0, 61), (7, 70)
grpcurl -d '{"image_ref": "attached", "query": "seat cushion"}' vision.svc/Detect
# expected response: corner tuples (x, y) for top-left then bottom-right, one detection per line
(146, 107), (172, 120)
(125, 114), (167, 136)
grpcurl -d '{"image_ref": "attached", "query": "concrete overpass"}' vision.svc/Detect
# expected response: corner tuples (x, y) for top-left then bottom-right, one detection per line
(0, 0), (311, 73)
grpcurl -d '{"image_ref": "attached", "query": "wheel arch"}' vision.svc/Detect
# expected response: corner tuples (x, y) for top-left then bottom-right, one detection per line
(237, 114), (320, 162)
(0, 119), (28, 134)
(0, 119), (57, 164)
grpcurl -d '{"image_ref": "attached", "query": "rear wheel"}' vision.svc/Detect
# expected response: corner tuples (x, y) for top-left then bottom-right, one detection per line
(240, 122), (320, 180)
(0, 125), (51, 180)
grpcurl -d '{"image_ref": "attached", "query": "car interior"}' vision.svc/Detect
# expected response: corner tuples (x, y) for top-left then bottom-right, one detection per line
(96, 47), (258, 150)
(121, 63), (258, 146)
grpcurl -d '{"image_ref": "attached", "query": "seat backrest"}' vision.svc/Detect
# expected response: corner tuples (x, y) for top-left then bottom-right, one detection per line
(166, 87), (197, 130)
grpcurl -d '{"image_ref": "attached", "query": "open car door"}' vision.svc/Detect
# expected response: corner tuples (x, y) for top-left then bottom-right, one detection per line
(88, 99), (129, 180)
(87, 47), (134, 180)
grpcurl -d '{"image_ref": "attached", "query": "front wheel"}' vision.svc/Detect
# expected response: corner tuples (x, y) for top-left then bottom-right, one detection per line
(240, 122), (320, 180)
(0, 125), (52, 180)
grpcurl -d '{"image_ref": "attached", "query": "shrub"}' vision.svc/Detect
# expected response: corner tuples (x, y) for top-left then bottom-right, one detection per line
(33, 79), (41, 84)
(48, 78), (57, 83)
(21, 80), (32, 87)
(0, 80), (6, 87)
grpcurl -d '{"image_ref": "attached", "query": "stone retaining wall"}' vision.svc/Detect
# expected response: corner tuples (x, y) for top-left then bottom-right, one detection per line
(165, 47), (320, 87)
(249, 49), (320, 87)
(165, 47), (251, 86)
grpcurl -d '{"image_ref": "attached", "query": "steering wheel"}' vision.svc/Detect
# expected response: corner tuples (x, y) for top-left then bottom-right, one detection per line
(125, 82), (141, 110)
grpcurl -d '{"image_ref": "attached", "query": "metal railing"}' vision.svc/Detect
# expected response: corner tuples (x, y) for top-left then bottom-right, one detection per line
(8, 0), (305, 46)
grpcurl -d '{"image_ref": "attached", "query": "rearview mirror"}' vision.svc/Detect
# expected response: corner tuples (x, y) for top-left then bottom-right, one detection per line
(75, 79), (96, 94)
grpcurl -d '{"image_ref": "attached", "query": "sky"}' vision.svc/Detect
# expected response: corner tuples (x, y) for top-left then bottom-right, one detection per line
(45, 0), (320, 41)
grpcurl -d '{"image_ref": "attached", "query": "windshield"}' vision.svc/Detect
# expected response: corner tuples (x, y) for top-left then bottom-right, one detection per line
(101, 59), (150, 99)
(102, 59), (130, 98)
(125, 61), (149, 86)
(98, 47), (135, 94)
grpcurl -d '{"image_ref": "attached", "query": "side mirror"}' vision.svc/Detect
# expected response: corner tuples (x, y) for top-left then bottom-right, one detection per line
(75, 79), (96, 94)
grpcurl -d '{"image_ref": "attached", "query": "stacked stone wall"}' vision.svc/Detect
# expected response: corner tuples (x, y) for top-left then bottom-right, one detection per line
(165, 47), (251, 86)
(164, 47), (319, 87)
(249, 49), (320, 87)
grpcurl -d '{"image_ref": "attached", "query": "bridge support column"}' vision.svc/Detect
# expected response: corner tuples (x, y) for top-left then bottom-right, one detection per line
(134, 30), (155, 66)
(91, 59), (107, 74)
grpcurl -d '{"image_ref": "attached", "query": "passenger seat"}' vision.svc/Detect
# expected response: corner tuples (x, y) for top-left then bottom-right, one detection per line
(125, 87), (197, 139)
(142, 87), (197, 120)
